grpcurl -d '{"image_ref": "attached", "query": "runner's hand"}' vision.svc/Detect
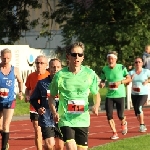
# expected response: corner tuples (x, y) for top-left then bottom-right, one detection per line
(114, 81), (121, 87)
(25, 95), (30, 103)
(53, 113), (60, 123)
(142, 80), (148, 85)
(18, 92), (24, 100)
(38, 107), (46, 115)
(100, 82), (105, 88)
(92, 105), (99, 116)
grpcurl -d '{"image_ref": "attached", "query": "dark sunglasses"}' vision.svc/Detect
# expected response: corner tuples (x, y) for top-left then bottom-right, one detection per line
(35, 62), (45, 65)
(135, 61), (142, 64)
(70, 53), (84, 57)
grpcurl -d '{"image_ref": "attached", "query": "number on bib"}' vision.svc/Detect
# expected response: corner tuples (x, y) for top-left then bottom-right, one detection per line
(132, 86), (140, 93)
(67, 100), (85, 114)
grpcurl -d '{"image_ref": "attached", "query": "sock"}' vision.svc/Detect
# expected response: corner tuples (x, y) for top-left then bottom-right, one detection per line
(1, 132), (9, 149)
(140, 124), (145, 126)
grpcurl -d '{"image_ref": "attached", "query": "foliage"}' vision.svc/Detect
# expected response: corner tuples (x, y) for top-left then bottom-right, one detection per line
(51, 0), (150, 74)
(0, 0), (41, 44)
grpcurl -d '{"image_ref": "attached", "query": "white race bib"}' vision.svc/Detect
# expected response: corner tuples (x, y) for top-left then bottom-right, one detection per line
(109, 82), (118, 90)
(132, 85), (140, 93)
(67, 100), (85, 114)
(0, 88), (9, 98)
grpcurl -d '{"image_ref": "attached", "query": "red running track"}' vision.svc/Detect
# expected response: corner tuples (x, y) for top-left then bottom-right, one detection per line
(0, 108), (150, 150)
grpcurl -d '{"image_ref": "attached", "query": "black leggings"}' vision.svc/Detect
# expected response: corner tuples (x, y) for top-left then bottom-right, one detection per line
(131, 95), (148, 116)
(105, 97), (125, 120)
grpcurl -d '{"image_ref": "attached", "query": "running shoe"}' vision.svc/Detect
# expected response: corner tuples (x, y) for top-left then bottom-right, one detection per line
(121, 121), (128, 135)
(111, 133), (119, 140)
(139, 125), (147, 132)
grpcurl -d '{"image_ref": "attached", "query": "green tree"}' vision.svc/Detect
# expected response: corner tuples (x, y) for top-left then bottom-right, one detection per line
(51, 0), (150, 74)
(0, 0), (41, 44)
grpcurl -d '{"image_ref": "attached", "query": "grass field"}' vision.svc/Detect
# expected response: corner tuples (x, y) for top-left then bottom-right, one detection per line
(91, 134), (150, 150)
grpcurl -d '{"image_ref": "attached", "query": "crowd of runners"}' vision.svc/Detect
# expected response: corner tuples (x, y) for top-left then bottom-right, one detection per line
(0, 43), (150, 150)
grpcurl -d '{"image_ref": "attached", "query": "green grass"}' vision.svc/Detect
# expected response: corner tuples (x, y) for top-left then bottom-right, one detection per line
(14, 97), (30, 116)
(91, 134), (150, 150)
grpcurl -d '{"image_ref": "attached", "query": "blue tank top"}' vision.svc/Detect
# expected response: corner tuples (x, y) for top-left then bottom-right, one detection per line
(0, 66), (15, 103)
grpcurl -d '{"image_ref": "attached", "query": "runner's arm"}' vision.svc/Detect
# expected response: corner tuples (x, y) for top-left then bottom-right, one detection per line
(30, 82), (41, 112)
(121, 75), (131, 84)
(48, 95), (57, 115)
(14, 67), (23, 93)
(93, 92), (101, 108)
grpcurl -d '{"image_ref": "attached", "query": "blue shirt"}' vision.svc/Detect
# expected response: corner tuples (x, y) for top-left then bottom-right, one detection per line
(0, 66), (16, 103)
(129, 69), (150, 95)
(30, 76), (58, 127)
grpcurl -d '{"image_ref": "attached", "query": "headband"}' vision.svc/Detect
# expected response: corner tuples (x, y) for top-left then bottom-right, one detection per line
(107, 54), (117, 59)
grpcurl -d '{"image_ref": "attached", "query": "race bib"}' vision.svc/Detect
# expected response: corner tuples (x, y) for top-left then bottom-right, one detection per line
(0, 88), (9, 98)
(67, 100), (85, 114)
(109, 82), (118, 90)
(132, 86), (140, 93)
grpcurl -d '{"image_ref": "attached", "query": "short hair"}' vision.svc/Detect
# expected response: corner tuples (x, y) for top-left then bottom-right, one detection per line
(66, 42), (85, 54)
(1, 48), (11, 56)
(134, 56), (143, 62)
(107, 51), (118, 56)
(49, 58), (62, 66)
(35, 55), (48, 63)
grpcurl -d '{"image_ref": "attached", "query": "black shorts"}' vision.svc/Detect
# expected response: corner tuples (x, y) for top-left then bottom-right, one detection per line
(60, 126), (88, 147)
(30, 112), (39, 121)
(41, 125), (63, 140)
(0, 100), (16, 111)
(55, 123), (63, 140)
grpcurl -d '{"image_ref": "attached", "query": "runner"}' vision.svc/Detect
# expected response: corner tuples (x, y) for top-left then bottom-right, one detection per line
(30, 58), (64, 150)
(25, 55), (49, 150)
(0, 48), (23, 150)
(48, 42), (100, 150)
(143, 45), (150, 69)
(129, 57), (150, 132)
(100, 51), (131, 140)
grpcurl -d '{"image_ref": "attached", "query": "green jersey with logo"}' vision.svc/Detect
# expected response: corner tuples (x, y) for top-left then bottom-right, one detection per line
(50, 66), (99, 127)
(100, 64), (128, 98)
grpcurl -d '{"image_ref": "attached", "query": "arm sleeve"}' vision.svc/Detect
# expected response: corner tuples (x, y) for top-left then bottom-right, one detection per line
(30, 82), (41, 112)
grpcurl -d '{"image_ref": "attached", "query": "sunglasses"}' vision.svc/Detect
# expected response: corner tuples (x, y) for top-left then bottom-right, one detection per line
(35, 62), (45, 65)
(70, 53), (84, 57)
(135, 61), (142, 64)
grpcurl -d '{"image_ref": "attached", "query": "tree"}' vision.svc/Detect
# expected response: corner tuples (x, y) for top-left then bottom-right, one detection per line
(51, 0), (150, 74)
(0, 0), (41, 44)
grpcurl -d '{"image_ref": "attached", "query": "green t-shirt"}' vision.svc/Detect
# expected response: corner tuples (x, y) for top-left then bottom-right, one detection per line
(50, 65), (99, 127)
(100, 64), (128, 98)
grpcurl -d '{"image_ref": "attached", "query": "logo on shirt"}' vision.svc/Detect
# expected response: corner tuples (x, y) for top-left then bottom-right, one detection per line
(6, 80), (12, 86)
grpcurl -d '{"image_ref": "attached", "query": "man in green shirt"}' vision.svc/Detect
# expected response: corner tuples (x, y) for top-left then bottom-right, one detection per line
(49, 42), (100, 150)
(100, 51), (131, 140)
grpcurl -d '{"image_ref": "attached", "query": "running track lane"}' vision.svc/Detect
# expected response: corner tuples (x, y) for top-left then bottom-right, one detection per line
(0, 108), (150, 150)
